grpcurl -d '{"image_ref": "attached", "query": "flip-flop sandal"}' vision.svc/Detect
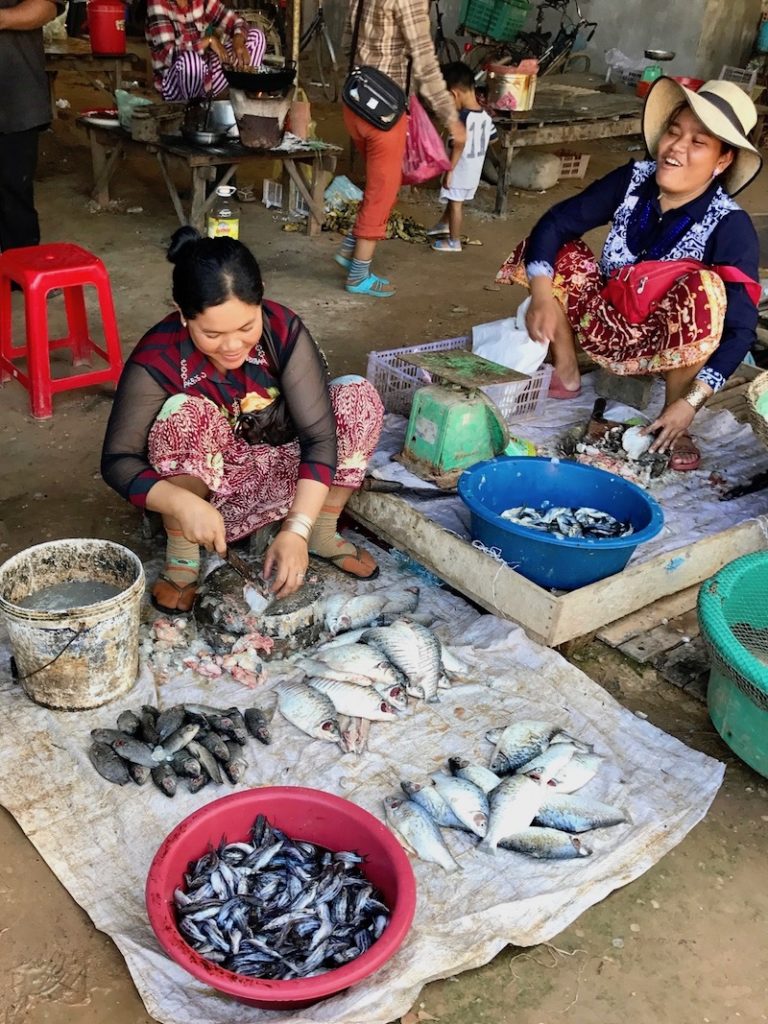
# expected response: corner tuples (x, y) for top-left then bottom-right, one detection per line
(151, 575), (198, 616)
(426, 224), (450, 238)
(311, 545), (380, 580)
(431, 238), (462, 253)
(548, 371), (582, 400)
(345, 274), (395, 298)
(334, 252), (353, 269)
(669, 433), (701, 472)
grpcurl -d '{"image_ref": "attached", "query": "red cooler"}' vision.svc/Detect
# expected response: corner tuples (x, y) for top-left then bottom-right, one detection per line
(88, 1), (126, 56)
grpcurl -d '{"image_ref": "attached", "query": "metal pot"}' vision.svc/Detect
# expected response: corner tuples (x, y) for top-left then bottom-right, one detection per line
(181, 128), (229, 146)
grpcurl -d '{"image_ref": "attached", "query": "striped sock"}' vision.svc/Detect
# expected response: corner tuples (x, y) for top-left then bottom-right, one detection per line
(163, 528), (200, 587)
(347, 258), (372, 285)
(339, 233), (356, 258)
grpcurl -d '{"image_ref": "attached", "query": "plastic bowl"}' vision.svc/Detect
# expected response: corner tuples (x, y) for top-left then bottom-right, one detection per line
(457, 456), (664, 591)
(635, 80), (652, 98)
(672, 76), (705, 91)
(145, 787), (416, 1009)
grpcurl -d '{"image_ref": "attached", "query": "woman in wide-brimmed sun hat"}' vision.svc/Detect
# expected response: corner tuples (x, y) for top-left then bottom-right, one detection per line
(496, 77), (763, 471)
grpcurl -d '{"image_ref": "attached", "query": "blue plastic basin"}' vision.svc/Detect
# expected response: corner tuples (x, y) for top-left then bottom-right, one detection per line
(458, 456), (665, 591)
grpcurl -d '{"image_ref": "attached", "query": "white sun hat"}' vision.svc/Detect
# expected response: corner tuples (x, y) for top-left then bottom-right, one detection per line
(642, 76), (763, 196)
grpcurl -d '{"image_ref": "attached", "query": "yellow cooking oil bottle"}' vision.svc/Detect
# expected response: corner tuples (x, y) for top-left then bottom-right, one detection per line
(206, 185), (240, 239)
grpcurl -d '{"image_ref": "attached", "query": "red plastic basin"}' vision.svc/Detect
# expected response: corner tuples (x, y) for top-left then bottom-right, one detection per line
(145, 787), (417, 1010)
(672, 76), (705, 91)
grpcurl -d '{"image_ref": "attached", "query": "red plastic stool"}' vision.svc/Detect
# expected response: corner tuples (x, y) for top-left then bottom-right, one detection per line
(0, 243), (123, 418)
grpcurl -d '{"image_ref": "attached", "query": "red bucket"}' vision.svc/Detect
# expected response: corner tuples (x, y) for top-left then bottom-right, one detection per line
(145, 787), (417, 1010)
(88, 1), (126, 56)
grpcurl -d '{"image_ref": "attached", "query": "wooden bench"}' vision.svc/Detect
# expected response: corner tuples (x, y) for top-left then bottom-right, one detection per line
(45, 38), (147, 112)
(78, 120), (339, 236)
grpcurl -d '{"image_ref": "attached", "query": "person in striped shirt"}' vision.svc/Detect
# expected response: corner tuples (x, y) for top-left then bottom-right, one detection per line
(101, 228), (384, 614)
(145, 0), (266, 101)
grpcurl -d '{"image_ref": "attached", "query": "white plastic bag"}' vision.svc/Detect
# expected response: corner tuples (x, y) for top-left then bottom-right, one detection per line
(471, 298), (549, 375)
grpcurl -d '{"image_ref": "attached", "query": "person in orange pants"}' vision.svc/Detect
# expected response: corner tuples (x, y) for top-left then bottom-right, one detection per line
(337, 0), (465, 298)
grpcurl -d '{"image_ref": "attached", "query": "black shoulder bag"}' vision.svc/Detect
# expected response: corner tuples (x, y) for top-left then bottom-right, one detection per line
(233, 323), (297, 448)
(341, 0), (411, 131)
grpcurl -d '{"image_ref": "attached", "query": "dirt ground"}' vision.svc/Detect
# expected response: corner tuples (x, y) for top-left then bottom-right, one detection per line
(1, 65), (768, 1024)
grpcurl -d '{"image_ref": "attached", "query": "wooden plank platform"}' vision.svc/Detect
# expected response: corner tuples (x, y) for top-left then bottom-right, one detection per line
(349, 366), (768, 647)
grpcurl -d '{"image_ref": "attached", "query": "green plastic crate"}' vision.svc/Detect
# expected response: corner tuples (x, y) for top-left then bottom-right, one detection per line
(489, 0), (530, 42)
(460, 0), (530, 41)
(459, 0), (497, 35)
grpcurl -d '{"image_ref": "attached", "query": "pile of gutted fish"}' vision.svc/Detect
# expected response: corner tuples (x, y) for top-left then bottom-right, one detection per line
(384, 720), (629, 869)
(276, 591), (468, 753)
(87, 703), (272, 796)
(501, 505), (633, 540)
(175, 814), (390, 979)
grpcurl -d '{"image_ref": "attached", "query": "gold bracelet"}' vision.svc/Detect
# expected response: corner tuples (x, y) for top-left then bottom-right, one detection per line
(683, 381), (711, 412)
(280, 520), (311, 543)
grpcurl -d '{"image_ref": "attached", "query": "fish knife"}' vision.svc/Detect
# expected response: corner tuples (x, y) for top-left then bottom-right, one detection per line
(225, 548), (272, 598)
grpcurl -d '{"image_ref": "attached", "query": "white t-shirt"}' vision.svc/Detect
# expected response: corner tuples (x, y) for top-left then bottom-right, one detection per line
(448, 108), (497, 193)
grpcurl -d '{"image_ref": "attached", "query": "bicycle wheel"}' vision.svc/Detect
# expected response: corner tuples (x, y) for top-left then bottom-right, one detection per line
(436, 36), (461, 64)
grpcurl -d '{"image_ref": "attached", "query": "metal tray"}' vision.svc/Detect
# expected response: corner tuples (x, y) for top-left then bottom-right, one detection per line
(223, 63), (296, 95)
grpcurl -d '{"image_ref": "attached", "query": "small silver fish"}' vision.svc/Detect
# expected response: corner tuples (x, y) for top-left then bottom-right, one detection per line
(307, 676), (398, 722)
(384, 796), (459, 872)
(482, 776), (545, 853)
(534, 793), (630, 833)
(489, 721), (562, 775)
(430, 773), (489, 837)
(277, 681), (341, 743)
(498, 827), (591, 859)
(545, 752), (603, 793)
(401, 780), (467, 830)
(448, 757), (501, 794)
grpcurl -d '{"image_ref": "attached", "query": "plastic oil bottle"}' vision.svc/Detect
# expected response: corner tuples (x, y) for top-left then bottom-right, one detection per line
(206, 185), (240, 239)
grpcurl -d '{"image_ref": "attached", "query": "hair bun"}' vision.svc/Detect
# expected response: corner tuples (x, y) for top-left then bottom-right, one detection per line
(167, 225), (202, 264)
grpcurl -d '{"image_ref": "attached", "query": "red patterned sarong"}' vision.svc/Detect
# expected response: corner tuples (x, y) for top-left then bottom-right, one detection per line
(147, 376), (384, 542)
(496, 240), (726, 376)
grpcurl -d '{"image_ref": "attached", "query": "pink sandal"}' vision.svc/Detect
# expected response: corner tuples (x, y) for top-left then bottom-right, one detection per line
(548, 372), (582, 400)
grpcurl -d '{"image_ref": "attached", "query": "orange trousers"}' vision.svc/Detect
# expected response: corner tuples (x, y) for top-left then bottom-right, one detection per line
(343, 105), (408, 241)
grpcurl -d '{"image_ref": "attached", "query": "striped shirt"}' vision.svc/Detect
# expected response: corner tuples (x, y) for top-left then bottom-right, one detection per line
(101, 302), (336, 507)
(346, 0), (458, 128)
(145, 0), (247, 87)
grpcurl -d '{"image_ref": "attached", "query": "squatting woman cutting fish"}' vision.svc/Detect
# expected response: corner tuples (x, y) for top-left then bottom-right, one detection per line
(101, 228), (383, 615)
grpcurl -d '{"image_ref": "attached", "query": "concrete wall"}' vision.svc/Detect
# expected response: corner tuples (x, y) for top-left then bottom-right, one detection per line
(310, 0), (762, 80)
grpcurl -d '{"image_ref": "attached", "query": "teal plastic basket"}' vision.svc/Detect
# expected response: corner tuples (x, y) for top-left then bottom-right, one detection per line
(460, 0), (529, 40)
(489, 0), (530, 42)
(698, 551), (768, 778)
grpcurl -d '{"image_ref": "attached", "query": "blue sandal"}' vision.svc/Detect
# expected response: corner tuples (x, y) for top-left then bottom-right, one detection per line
(431, 238), (462, 253)
(335, 252), (353, 269)
(345, 273), (395, 298)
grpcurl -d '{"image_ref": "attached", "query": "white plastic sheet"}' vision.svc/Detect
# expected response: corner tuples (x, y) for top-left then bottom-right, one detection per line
(0, 550), (723, 1024)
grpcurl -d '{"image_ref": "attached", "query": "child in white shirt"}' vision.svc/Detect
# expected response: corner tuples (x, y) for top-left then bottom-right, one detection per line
(429, 62), (497, 253)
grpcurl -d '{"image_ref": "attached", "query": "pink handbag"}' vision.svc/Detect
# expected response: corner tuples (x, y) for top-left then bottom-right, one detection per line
(601, 259), (761, 325)
(401, 96), (451, 186)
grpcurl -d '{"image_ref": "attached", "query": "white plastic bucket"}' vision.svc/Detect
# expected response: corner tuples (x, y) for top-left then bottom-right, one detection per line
(0, 539), (145, 710)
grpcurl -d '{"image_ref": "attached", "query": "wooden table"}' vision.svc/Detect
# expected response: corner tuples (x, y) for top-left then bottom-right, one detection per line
(45, 38), (146, 110)
(492, 85), (642, 215)
(79, 122), (339, 236)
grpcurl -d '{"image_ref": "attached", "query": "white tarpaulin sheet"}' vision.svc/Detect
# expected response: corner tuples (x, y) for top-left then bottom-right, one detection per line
(0, 549), (724, 1024)
(368, 374), (768, 567)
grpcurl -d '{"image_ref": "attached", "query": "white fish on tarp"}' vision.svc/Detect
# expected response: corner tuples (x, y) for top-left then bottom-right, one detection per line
(243, 583), (271, 615)
(517, 742), (579, 783)
(498, 827), (591, 860)
(448, 757), (501, 794)
(306, 643), (406, 688)
(546, 752), (603, 793)
(481, 775), (545, 853)
(440, 646), (474, 683)
(383, 796), (460, 872)
(277, 681), (341, 743)
(319, 588), (420, 635)
(534, 792), (630, 833)
(488, 720), (562, 775)
(431, 773), (489, 837)
(306, 677), (399, 722)
(362, 620), (443, 701)
(400, 780), (467, 831)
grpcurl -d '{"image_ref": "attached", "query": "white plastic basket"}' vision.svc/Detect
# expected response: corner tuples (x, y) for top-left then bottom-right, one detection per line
(366, 337), (553, 422)
(556, 150), (590, 179)
(719, 65), (757, 92)
(262, 179), (283, 209)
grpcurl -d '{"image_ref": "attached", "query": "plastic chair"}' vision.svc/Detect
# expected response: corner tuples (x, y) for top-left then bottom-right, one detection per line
(0, 243), (123, 418)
